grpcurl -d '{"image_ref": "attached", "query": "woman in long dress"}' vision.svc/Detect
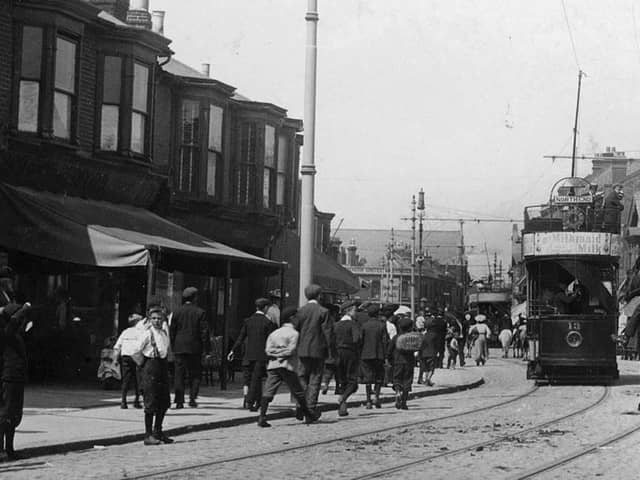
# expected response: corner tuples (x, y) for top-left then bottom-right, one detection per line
(469, 314), (491, 366)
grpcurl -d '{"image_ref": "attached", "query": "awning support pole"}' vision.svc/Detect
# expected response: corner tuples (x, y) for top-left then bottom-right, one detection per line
(220, 260), (232, 391)
(145, 248), (158, 309)
(279, 266), (285, 310)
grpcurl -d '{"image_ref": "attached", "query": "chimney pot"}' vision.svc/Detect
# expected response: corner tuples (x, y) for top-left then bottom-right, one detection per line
(151, 10), (165, 34)
(129, 0), (148, 10)
(201, 63), (211, 77)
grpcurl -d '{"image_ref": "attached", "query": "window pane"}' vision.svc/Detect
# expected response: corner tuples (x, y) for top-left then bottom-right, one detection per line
(207, 151), (217, 196)
(131, 112), (145, 153)
(181, 101), (199, 144)
(263, 168), (271, 208)
(100, 105), (119, 150)
(133, 63), (149, 113)
(208, 105), (223, 152)
(18, 81), (39, 132)
(103, 56), (122, 104)
(241, 123), (257, 163)
(179, 147), (197, 192)
(53, 91), (71, 139)
(265, 125), (275, 167)
(277, 173), (285, 206)
(55, 37), (76, 94)
(21, 26), (42, 79)
(277, 135), (288, 173)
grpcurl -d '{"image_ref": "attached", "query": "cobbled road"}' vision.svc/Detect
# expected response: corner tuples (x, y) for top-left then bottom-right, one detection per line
(3, 353), (640, 480)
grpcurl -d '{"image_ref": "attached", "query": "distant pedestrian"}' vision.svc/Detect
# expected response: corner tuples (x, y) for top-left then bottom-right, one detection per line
(0, 302), (31, 461)
(292, 284), (334, 416)
(428, 312), (447, 368)
(387, 317), (416, 410)
(228, 298), (276, 411)
(170, 287), (210, 409)
(418, 321), (437, 386)
(359, 303), (388, 409)
(470, 314), (491, 366)
(320, 303), (340, 395)
(258, 307), (321, 427)
(382, 303), (398, 387)
(446, 328), (459, 369)
(334, 301), (361, 416)
(265, 292), (281, 327)
(114, 313), (144, 409)
(137, 306), (173, 446)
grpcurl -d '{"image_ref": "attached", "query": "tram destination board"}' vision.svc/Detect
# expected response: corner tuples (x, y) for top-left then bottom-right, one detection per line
(522, 232), (621, 257)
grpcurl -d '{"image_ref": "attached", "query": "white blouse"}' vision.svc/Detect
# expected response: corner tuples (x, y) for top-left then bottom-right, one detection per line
(139, 327), (171, 359)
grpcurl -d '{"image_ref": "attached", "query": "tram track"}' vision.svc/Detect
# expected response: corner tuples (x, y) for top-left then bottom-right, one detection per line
(347, 385), (611, 480)
(511, 415), (640, 479)
(124, 382), (541, 480)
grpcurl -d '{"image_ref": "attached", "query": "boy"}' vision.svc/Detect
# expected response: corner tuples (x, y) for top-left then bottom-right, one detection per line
(258, 307), (321, 427)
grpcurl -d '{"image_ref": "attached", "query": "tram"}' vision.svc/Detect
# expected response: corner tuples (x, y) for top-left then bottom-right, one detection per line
(523, 177), (620, 383)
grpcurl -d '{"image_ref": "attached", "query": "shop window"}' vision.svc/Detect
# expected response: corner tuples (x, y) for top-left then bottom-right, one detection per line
(131, 62), (149, 154)
(17, 26), (43, 132)
(263, 125), (276, 209)
(178, 100), (200, 193)
(236, 122), (257, 206)
(207, 104), (223, 197)
(100, 56), (122, 150)
(276, 134), (288, 206)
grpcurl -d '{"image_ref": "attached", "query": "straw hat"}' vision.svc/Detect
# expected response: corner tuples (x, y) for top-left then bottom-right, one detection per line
(475, 314), (487, 323)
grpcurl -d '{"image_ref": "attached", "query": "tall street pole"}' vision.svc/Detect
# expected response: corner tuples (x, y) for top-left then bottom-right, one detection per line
(410, 195), (416, 322)
(417, 188), (425, 304)
(299, 0), (319, 306)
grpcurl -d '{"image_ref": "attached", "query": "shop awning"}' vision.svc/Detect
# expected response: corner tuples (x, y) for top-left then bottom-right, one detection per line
(0, 183), (284, 277)
(313, 250), (360, 295)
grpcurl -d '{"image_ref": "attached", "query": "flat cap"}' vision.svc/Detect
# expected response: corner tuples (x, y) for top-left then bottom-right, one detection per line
(255, 297), (271, 309)
(367, 303), (381, 316)
(182, 287), (198, 300)
(340, 300), (357, 313)
(281, 306), (298, 324)
(0, 266), (15, 279)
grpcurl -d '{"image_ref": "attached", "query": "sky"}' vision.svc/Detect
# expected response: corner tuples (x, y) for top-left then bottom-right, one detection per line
(150, 0), (640, 278)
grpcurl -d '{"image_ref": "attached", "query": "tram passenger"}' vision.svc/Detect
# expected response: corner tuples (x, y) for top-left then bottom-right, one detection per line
(551, 283), (579, 314)
(602, 184), (624, 233)
(469, 314), (491, 366)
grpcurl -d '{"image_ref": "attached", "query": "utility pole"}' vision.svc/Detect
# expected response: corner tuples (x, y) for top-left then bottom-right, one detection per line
(410, 195), (416, 321)
(298, 0), (319, 306)
(417, 188), (425, 304)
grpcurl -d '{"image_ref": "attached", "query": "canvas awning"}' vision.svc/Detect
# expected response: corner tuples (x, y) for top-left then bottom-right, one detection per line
(0, 183), (284, 277)
(313, 250), (360, 295)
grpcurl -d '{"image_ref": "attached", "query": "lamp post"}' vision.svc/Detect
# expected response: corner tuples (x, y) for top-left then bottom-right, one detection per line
(299, 0), (319, 306)
(410, 195), (416, 322)
(417, 188), (425, 303)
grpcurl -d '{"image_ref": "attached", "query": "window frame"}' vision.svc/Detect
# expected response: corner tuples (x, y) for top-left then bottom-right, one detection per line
(235, 121), (259, 207)
(206, 103), (224, 199)
(52, 33), (79, 141)
(98, 55), (124, 152)
(262, 124), (277, 210)
(177, 98), (201, 195)
(276, 133), (289, 208)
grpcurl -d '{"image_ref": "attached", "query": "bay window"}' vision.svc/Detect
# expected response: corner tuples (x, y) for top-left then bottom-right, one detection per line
(276, 134), (288, 206)
(17, 26), (43, 133)
(263, 125), (276, 209)
(207, 105), (223, 197)
(53, 36), (77, 140)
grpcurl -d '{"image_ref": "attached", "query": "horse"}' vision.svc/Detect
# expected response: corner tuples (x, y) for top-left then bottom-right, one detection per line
(498, 329), (513, 358)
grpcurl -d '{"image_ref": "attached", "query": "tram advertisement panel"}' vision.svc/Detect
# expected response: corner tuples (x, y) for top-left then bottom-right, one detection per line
(523, 232), (621, 257)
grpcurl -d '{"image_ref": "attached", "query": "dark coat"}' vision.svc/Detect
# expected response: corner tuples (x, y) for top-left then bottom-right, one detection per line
(292, 301), (333, 359)
(603, 190), (624, 230)
(334, 317), (361, 352)
(170, 302), (210, 355)
(360, 317), (389, 360)
(0, 304), (29, 382)
(231, 312), (275, 362)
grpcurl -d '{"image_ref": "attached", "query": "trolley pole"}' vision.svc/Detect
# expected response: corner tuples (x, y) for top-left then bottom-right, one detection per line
(299, 0), (319, 306)
(571, 70), (584, 177)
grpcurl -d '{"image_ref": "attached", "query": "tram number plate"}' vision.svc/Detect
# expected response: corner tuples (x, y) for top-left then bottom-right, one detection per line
(568, 322), (581, 330)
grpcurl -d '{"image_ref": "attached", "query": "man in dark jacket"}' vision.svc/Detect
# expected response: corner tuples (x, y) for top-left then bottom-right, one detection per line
(334, 301), (361, 416)
(359, 303), (388, 408)
(427, 312), (447, 368)
(0, 302), (31, 461)
(170, 287), (210, 409)
(229, 298), (275, 411)
(292, 284), (334, 414)
(603, 184), (624, 233)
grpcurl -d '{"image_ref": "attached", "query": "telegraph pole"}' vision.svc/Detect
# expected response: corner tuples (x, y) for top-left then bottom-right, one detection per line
(410, 195), (416, 321)
(417, 188), (425, 303)
(299, 0), (319, 306)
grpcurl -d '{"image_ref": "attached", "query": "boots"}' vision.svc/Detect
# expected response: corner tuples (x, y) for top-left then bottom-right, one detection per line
(401, 391), (409, 410)
(365, 385), (373, 409)
(257, 398), (271, 427)
(395, 391), (402, 409)
(374, 385), (382, 409)
(143, 413), (160, 445)
(4, 429), (22, 460)
(298, 397), (321, 424)
(337, 396), (348, 417)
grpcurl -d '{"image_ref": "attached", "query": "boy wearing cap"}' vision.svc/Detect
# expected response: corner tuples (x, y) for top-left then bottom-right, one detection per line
(359, 303), (388, 409)
(229, 298), (276, 411)
(334, 302), (361, 416)
(170, 287), (210, 409)
(257, 307), (321, 427)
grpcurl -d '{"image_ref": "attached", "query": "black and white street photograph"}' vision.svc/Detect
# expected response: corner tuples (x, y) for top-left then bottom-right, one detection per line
(3, 0), (640, 478)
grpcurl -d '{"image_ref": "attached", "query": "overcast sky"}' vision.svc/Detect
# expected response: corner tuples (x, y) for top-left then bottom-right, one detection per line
(151, 0), (640, 278)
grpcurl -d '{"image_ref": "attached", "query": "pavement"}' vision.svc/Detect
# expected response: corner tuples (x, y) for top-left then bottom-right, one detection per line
(16, 366), (484, 458)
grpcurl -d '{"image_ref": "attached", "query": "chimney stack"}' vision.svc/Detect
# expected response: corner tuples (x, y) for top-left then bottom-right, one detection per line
(201, 63), (211, 78)
(127, 0), (151, 29)
(151, 10), (165, 35)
